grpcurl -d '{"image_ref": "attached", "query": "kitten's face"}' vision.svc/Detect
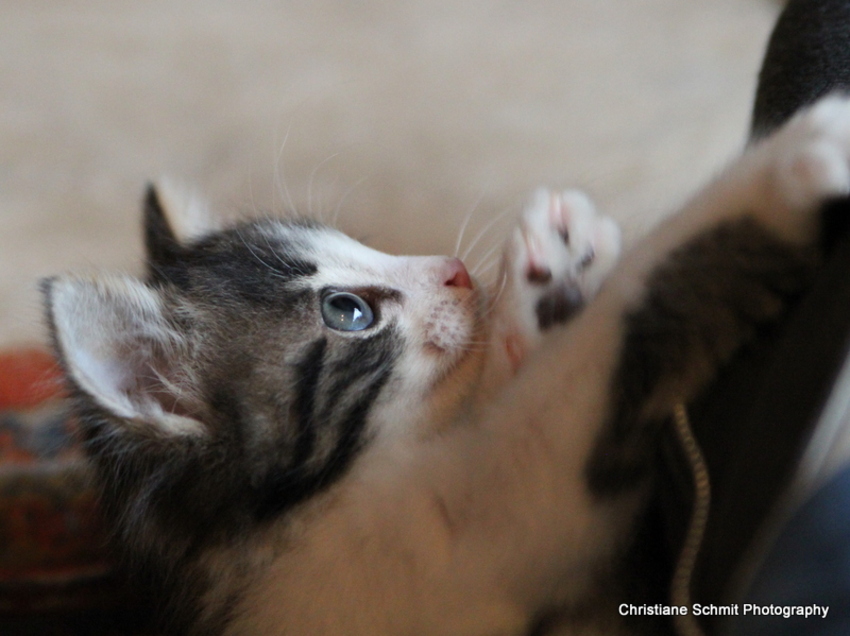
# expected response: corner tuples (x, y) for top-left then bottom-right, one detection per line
(182, 219), (486, 441)
(46, 187), (486, 526)
(296, 223), (482, 395)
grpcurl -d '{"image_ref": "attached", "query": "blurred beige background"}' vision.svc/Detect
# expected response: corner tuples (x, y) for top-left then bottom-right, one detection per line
(0, 0), (779, 346)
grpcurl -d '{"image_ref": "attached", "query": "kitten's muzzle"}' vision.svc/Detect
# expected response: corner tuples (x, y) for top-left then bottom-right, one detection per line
(442, 257), (473, 290)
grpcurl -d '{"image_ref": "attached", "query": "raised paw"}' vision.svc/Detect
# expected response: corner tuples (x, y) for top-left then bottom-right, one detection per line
(763, 94), (850, 216)
(476, 188), (621, 394)
(509, 187), (621, 333)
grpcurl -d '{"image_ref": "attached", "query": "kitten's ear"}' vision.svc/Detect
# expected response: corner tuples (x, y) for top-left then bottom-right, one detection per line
(43, 274), (205, 437)
(144, 181), (220, 271)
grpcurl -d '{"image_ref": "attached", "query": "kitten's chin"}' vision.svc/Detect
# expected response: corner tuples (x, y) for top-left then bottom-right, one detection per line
(408, 280), (487, 421)
(426, 317), (487, 400)
(424, 341), (451, 356)
(423, 340), (469, 383)
(422, 343), (486, 429)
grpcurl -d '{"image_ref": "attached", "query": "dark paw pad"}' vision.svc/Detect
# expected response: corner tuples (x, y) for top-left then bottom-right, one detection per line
(535, 284), (584, 331)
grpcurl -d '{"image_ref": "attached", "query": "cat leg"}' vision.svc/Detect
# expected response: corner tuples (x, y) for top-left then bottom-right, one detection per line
(494, 94), (850, 492)
(477, 188), (621, 399)
(506, 188), (621, 353)
(587, 94), (850, 494)
(444, 95), (850, 624)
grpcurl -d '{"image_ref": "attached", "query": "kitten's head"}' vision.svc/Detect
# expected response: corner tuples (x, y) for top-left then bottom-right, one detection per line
(44, 184), (484, 537)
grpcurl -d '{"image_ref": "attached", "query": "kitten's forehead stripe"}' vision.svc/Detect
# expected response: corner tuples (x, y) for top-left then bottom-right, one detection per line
(147, 218), (324, 313)
(162, 223), (319, 309)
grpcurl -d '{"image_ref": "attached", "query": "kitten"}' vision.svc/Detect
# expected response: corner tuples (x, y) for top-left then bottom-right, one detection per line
(44, 95), (850, 635)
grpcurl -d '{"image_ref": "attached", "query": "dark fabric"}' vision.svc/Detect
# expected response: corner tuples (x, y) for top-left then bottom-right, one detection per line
(752, 0), (850, 139)
(687, 199), (850, 625)
(723, 465), (850, 636)
(652, 1), (850, 632)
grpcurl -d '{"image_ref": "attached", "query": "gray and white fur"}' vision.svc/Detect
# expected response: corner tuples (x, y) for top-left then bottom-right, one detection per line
(44, 95), (850, 635)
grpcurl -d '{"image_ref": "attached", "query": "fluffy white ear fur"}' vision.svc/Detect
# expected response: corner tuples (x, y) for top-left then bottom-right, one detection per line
(153, 178), (220, 243)
(46, 274), (204, 436)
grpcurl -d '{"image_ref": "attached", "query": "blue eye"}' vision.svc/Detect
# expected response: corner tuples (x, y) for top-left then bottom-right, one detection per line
(321, 292), (375, 331)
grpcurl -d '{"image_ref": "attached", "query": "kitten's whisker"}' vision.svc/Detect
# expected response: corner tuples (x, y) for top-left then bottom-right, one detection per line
(461, 205), (512, 263)
(274, 118), (297, 216)
(236, 228), (292, 280)
(477, 268), (509, 322)
(472, 258), (501, 285)
(454, 214), (474, 259)
(458, 344), (491, 355)
(470, 240), (502, 278)
(258, 231), (294, 274)
(308, 152), (341, 223)
(321, 174), (341, 224)
(477, 255), (500, 275)
(261, 230), (313, 278)
(247, 174), (260, 219)
(332, 174), (374, 228)
(454, 190), (486, 258)
(459, 338), (490, 349)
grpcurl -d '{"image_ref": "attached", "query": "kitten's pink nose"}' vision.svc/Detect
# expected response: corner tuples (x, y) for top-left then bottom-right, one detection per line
(443, 257), (473, 289)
